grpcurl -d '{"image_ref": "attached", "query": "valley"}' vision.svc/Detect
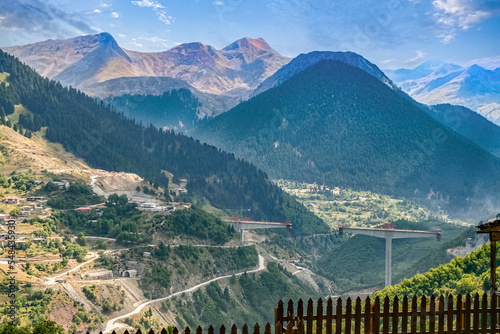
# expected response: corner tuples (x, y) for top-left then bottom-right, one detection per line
(0, 27), (498, 334)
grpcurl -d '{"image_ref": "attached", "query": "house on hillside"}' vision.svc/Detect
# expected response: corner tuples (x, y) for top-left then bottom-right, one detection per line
(96, 205), (106, 216)
(0, 214), (12, 223)
(75, 207), (92, 215)
(138, 203), (172, 212)
(2, 218), (16, 226)
(26, 196), (44, 202)
(4, 196), (26, 204)
(51, 180), (69, 190)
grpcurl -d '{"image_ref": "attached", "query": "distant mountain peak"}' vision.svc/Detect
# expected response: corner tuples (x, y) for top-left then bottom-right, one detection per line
(223, 37), (272, 52)
(252, 50), (396, 97)
(173, 42), (207, 50)
(465, 64), (487, 74)
(94, 32), (119, 46)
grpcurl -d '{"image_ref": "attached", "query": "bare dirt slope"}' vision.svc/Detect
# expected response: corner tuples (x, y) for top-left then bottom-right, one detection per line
(0, 111), (152, 200)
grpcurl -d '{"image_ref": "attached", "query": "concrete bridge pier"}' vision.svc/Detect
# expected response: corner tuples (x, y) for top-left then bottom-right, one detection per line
(339, 226), (441, 287)
(385, 236), (392, 287)
(226, 220), (292, 244)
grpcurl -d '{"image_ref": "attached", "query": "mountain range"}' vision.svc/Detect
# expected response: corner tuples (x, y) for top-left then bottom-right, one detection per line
(5, 33), (500, 128)
(385, 60), (500, 125)
(3, 33), (500, 219)
(194, 57), (500, 218)
(2, 32), (290, 115)
(0, 49), (327, 235)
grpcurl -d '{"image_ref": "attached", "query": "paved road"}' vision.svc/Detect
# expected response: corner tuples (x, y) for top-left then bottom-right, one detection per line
(104, 254), (266, 333)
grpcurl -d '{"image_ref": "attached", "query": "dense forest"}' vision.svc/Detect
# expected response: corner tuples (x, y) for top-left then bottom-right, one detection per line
(427, 104), (500, 158)
(107, 89), (205, 132)
(195, 60), (500, 218)
(375, 241), (497, 299)
(0, 50), (328, 235)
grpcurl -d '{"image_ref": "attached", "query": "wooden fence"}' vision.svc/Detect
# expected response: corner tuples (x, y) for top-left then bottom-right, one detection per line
(87, 293), (500, 334)
(90, 324), (273, 334)
(275, 294), (500, 334)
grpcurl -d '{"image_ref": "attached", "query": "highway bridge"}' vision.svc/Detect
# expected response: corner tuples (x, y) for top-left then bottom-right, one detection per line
(225, 218), (292, 242)
(339, 225), (442, 287)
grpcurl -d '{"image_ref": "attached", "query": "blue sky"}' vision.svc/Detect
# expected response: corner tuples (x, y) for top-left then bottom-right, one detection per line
(0, 0), (499, 69)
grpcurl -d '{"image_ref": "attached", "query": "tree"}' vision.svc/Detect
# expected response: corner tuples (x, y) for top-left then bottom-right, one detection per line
(76, 232), (87, 246)
(9, 207), (20, 218)
(0, 319), (64, 334)
(31, 319), (64, 334)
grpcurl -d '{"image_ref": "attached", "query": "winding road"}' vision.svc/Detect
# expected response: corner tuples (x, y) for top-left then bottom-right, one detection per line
(104, 254), (266, 333)
(44, 252), (99, 285)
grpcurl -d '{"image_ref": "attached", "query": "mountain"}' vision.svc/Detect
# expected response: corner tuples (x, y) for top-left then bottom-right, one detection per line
(82, 76), (235, 131)
(426, 104), (500, 157)
(195, 59), (500, 218)
(252, 51), (397, 97)
(386, 60), (500, 125)
(384, 59), (446, 82)
(2, 33), (290, 104)
(0, 49), (327, 235)
(106, 89), (206, 132)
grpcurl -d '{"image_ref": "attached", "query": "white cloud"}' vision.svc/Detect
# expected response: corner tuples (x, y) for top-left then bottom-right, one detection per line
(143, 36), (167, 43)
(0, 0), (98, 46)
(132, 0), (164, 9)
(140, 36), (170, 48)
(131, 41), (143, 48)
(100, 2), (111, 7)
(131, 0), (174, 25)
(118, 33), (127, 38)
(432, 0), (500, 42)
(404, 50), (426, 66)
(86, 9), (102, 15)
(111, 12), (120, 18)
(213, 0), (224, 5)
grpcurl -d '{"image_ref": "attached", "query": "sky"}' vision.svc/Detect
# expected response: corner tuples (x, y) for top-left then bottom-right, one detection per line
(0, 0), (499, 69)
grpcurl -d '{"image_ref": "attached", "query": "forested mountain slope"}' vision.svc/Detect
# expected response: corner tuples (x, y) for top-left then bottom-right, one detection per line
(195, 60), (500, 218)
(375, 241), (494, 299)
(0, 50), (327, 235)
(427, 104), (500, 157)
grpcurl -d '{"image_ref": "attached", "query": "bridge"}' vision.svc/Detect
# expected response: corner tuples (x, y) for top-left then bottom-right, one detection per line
(226, 218), (292, 243)
(339, 225), (442, 287)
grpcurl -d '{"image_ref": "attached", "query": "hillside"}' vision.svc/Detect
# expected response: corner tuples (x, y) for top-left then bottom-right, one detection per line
(427, 104), (500, 157)
(315, 220), (468, 294)
(375, 239), (495, 299)
(0, 50), (328, 235)
(107, 89), (206, 132)
(276, 180), (439, 228)
(195, 59), (500, 219)
(0, 131), (321, 332)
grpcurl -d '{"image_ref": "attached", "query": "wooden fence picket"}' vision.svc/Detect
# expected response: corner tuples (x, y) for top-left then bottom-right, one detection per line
(94, 292), (500, 334)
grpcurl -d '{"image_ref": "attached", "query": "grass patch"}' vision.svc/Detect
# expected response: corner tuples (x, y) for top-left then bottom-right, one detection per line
(0, 72), (9, 87)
